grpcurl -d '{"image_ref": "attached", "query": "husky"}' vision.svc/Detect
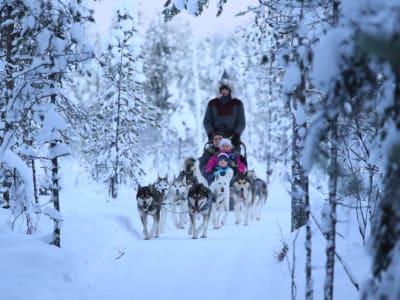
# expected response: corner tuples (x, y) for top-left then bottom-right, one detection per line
(209, 168), (234, 229)
(231, 172), (253, 225)
(179, 157), (208, 188)
(153, 175), (170, 232)
(167, 175), (189, 229)
(247, 170), (268, 220)
(187, 183), (212, 239)
(136, 185), (161, 240)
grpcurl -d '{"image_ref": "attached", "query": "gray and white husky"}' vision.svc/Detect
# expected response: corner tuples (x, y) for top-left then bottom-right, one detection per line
(231, 172), (253, 226)
(167, 175), (189, 229)
(153, 175), (170, 232)
(209, 168), (233, 229)
(187, 183), (212, 239)
(247, 170), (268, 221)
(136, 185), (161, 240)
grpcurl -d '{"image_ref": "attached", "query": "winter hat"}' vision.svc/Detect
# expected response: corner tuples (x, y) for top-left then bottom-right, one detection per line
(219, 138), (232, 148)
(217, 152), (230, 162)
(219, 84), (231, 92)
(217, 69), (234, 94)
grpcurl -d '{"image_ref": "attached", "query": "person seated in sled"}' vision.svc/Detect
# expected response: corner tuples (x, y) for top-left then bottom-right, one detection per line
(199, 131), (224, 179)
(203, 80), (246, 151)
(205, 152), (232, 185)
(205, 138), (246, 185)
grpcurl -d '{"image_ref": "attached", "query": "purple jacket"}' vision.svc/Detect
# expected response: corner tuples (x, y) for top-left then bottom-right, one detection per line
(205, 151), (246, 174)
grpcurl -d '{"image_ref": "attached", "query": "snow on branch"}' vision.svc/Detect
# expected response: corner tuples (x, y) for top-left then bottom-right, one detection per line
(1, 150), (35, 205)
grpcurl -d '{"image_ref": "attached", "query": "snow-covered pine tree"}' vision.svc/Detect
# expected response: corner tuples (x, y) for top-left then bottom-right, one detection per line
(31, 0), (93, 246)
(142, 17), (200, 169)
(86, 7), (149, 198)
(0, 0), (93, 243)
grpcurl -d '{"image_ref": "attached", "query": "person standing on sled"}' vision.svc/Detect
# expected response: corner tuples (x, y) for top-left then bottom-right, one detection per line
(203, 73), (246, 150)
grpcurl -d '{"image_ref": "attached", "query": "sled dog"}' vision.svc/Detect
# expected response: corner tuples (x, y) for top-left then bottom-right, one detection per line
(187, 183), (212, 239)
(167, 175), (189, 229)
(136, 185), (161, 240)
(179, 157), (208, 187)
(153, 175), (170, 232)
(209, 168), (233, 229)
(247, 170), (268, 221)
(231, 173), (253, 225)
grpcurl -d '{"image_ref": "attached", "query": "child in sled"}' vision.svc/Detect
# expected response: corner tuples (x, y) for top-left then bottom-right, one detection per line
(205, 138), (246, 184)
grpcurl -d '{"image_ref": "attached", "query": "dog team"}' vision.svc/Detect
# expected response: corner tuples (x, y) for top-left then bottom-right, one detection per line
(136, 140), (268, 240)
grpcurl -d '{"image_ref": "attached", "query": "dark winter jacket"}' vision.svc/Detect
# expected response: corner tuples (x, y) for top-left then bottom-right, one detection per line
(203, 96), (246, 138)
(199, 145), (219, 179)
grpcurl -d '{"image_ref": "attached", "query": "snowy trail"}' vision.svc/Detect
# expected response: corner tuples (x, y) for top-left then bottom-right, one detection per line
(60, 176), (291, 300)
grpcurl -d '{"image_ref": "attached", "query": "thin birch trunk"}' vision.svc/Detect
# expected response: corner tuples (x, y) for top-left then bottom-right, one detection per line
(324, 120), (338, 300)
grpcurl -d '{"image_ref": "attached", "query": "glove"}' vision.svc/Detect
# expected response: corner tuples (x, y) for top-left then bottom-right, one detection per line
(232, 133), (240, 147)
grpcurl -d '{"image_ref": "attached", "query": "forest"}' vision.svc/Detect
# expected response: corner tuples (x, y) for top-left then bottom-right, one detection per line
(1, 0), (399, 299)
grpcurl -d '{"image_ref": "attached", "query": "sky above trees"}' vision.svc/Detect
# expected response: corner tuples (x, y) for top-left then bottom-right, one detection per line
(91, 0), (255, 36)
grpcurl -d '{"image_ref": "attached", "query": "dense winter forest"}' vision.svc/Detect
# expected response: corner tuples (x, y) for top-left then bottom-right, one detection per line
(1, 0), (399, 299)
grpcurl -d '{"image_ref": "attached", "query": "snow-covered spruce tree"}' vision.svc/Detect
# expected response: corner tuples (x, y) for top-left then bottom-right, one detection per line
(143, 17), (200, 169)
(30, 0), (93, 246)
(87, 7), (148, 198)
(0, 0), (30, 211)
(0, 0), (93, 243)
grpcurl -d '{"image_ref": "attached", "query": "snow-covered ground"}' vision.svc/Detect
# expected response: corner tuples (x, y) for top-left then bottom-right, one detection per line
(0, 158), (369, 300)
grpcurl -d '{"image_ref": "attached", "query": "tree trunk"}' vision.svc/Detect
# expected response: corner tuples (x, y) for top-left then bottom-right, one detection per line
(50, 77), (61, 247)
(324, 120), (338, 300)
(50, 156), (61, 247)
(305, 193), (313, 300)
(290, 74), (308, 232)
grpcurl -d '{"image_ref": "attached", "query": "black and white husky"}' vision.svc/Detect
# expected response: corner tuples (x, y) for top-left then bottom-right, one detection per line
(167, 175), (189, 229)
(153, 175), (170, 232)
(136, 185), (161, 240)
(231, 173), (253, 226)
(247, 170), (268, 220)
(209, 168), (233, 229)
(187, 183), (212, 239)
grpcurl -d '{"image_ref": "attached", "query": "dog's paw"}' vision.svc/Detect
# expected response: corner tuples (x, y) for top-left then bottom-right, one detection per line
(201, 235), (207, 239)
